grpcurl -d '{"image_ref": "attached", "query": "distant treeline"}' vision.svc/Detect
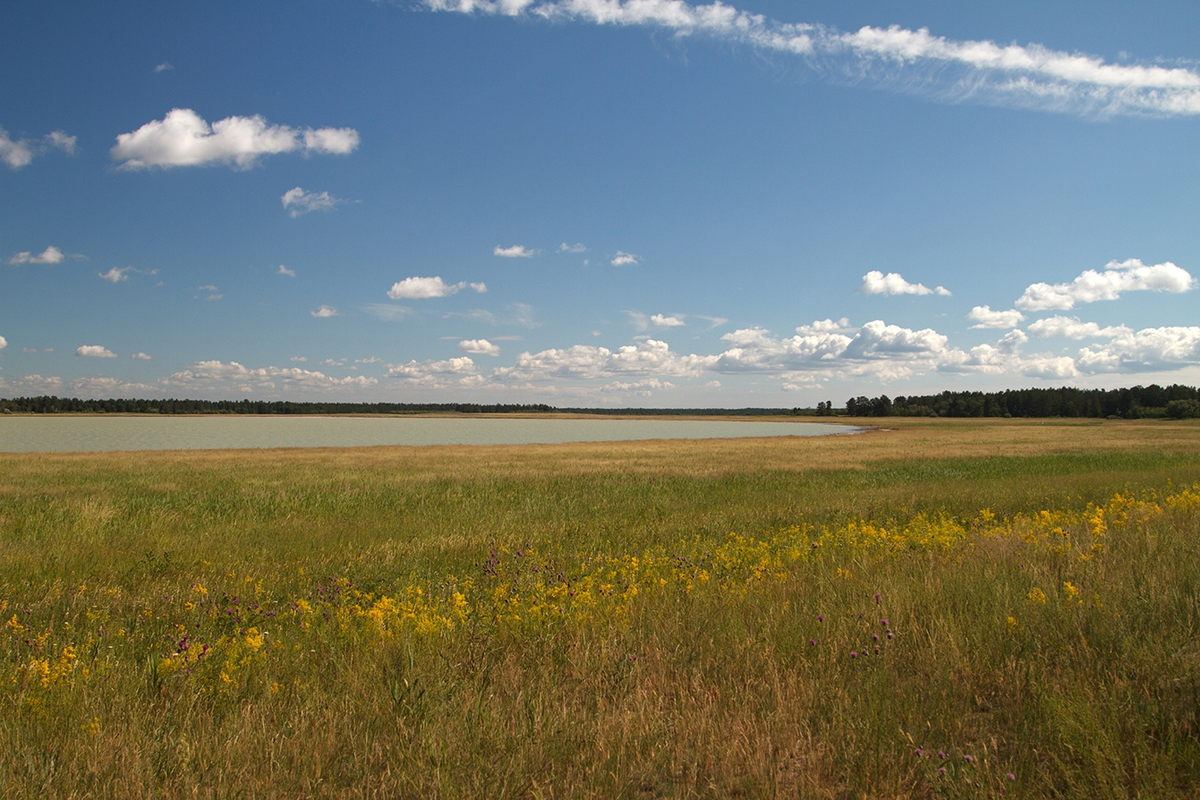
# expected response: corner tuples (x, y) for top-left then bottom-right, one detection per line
(838, 384), (1200, 419)
(0, 397), (553, 415)
(3, 385), (1199, 419)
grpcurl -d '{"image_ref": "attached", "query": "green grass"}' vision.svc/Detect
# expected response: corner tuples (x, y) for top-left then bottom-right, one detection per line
(1, 418), (1200, 797)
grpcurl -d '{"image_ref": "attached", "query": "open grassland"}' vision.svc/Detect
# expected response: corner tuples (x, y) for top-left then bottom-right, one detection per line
(1, 417), (1199, 798)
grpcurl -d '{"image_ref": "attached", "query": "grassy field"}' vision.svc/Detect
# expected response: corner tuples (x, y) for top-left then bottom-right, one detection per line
(1, 417), (1199, 798)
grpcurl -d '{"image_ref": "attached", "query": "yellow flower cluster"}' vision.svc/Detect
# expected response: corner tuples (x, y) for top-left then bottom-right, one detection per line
(4, 483), (1197, 699)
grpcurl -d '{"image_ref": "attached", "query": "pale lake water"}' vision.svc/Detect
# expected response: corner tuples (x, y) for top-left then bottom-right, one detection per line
(0, 415), (860, 453)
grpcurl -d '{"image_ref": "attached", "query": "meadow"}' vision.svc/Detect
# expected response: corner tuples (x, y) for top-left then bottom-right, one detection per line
(1, 417), (1199, 798)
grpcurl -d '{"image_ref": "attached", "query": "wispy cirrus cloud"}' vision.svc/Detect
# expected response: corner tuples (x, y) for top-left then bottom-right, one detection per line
(420, 0), (1200, 118)
(111, 108), (359, 170)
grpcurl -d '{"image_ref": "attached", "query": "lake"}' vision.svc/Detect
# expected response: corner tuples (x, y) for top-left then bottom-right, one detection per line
(0, 415), (859, 453)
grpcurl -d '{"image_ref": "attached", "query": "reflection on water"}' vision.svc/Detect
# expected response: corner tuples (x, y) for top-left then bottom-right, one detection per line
(0, 415), (858, 453)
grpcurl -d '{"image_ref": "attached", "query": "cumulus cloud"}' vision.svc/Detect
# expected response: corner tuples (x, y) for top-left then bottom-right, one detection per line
(0, 374), (64, 395)
(311, 305), (339, 318)
(1027, 316), (1128, 340)
(559, 242), (587, 253)
(651, 314), (686, 327)
(154, 62), (174, 73)
(99, 266), (158, 284)
(1016, 259), (1195, 311)
(795, 317), (852, 335)
(9, 246), (66, 265)
(1021, 355), (1081, 379)
(386, 276), (487, 299)
(861, 270), (951, 297)
(386, 357), (485, 388)
(600, 378), (674, 396)
(132, 352), (152, 360)
(111, 108), (360, 170)
(459, 339), (501, 356)
(277, 264), (296, 277)
(163, 360), (379, 394)
(1076, 326), (1200, 374)
(281, 187), (346, 217)
(1, 126), (76, 169)
(495, 339), (717, 383)
(968, 305), (1026, 329)
(421, 1), (1200, 118)
(611, 251), (639, 266)
(494, 245), (536, 258)
(77, 345), (117, 358)
(99, 267), (131, 283)
(0, 335), (6, 350)
(714, 319), (950, 376)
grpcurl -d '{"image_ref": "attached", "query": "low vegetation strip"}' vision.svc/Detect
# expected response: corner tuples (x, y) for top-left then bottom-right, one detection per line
(1, 420), (1199, 797)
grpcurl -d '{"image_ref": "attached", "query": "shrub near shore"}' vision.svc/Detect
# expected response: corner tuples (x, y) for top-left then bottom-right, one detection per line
(1, 418), (1199, 797)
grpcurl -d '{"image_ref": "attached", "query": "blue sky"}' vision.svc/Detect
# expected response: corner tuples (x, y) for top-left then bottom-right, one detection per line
(2, 0), (1198, 407)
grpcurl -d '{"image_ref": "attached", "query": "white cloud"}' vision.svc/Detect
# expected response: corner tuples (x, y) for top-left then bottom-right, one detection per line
(795, 317), (852, 335)
(600, 378), (674, 396)
(494, 245), (536, 258)
(111, 108), (360, 170)
(277, 264), (296, 277)
(1, 126), (75, 169)
(386, 276), (487, 299)
(291, 356), (308, 362)
(281, 187), (346, 217)
(163, 360), (379, 394)
(423, 1), (1200, 117)
(559, 242), (587, 253)
(8, 246), (65, 265)
(968, 305), (1026, 329)
(131, 352), (152, 360)
(495, 339), (717, 383)
(154, 62), (174, 73)
(0, 374), (64, 395)
(311, 305), (339, 318)
(651, 314), (686, 327)
(77, 345), (117, 358)
(1016, 259), (1195, 311)
(861, 270), (950, 296)
(1076, 326), (1200, 374)
(99, 267), (131, 283)
(459, 339), (501, 356)
(1027, 316), (1128, 340)
(386, 357), (484, 387)
(0, 335), (6, 350)
(611, 251), (639, 266)
(843, 320), (949, 358)
(714, 319), (950, 376)
(1021, 355), (1080, 379)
